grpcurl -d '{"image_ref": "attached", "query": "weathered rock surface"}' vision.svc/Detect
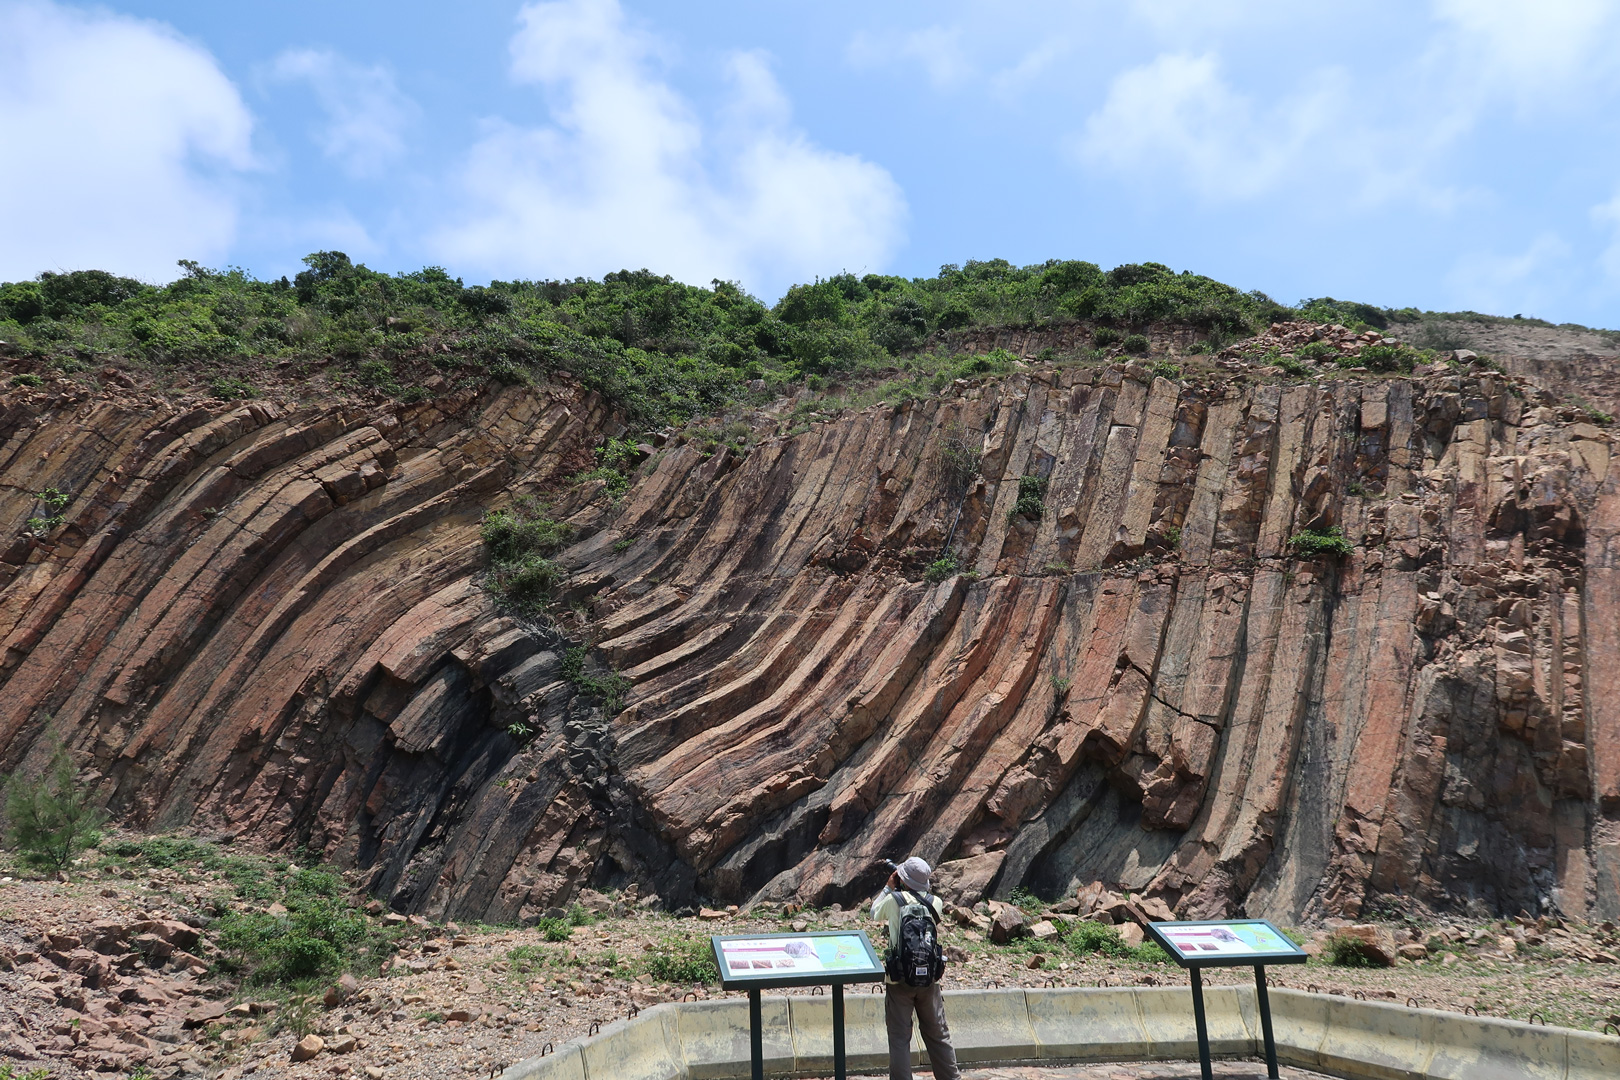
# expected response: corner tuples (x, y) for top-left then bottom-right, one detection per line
(2, 359), (1619, 925)
(1385, 314), (1620, 421)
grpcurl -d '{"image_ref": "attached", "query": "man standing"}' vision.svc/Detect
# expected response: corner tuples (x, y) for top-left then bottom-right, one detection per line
(871, 856), (959, 1080)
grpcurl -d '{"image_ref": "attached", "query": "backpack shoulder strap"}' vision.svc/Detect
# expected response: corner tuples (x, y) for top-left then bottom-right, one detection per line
(899, 890), (941, 922)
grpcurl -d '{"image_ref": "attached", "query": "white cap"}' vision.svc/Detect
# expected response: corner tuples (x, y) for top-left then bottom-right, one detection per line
(897, 856), (932, 892)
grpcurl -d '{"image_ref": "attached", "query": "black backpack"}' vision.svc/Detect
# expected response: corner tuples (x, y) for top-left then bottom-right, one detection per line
(886, 889), (946, 987)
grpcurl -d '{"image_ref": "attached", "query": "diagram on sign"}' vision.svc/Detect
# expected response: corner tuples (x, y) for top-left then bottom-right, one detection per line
(717, 935), (868, 976)
(1158, 921), (1293, 958)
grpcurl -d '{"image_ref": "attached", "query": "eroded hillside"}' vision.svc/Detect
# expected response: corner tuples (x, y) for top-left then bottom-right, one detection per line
(2, 352), (1618, 926)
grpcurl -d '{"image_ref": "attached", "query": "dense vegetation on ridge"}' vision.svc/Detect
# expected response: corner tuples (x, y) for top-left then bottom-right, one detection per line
(0, 253), (1608, 427)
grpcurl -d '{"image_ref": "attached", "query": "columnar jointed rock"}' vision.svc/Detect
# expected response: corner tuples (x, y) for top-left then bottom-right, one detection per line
(1, 358), (1617, 926)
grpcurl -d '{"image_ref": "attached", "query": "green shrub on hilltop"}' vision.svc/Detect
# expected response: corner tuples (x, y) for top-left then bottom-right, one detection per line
(574, 436), (641, 499)
(26, 488), (70, 536)
(11, 252), (1548, 433)
(1357, 343), (1424, 373)
(1269, 352), (1309, 377)
(1133, 942), (1172, 963)
(104, 835), (219, 870)
(0, 1064), (53, 1080)
(0, 254), (1317, 428)
(1297, 297), (1389, 330)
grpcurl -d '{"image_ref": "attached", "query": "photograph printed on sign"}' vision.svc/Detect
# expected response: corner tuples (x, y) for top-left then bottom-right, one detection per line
(1161, 922), (1293, 958)
(717, 935), (869, 976)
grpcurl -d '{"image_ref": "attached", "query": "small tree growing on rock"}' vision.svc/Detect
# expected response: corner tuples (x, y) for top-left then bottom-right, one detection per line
(934, 421), (984, 560)
(4, 746), (106, 874)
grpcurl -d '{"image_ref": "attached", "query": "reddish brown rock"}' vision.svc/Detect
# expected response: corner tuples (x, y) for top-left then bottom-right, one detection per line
(0, 362), (1616, 926)
(930, 853), (1006, 906)
(291, 1033), (324, 1061)
(1336, 925), (1398, 967)
(989, 904), (1026, 944)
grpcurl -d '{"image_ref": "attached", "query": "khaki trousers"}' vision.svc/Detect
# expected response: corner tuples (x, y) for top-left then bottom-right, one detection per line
(884, 981), (960, 1080)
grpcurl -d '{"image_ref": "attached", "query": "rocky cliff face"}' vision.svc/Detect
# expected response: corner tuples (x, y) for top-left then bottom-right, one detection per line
(3, 358), (1618, 925)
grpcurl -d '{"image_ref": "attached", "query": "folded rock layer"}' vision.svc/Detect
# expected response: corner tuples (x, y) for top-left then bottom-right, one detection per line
(2, 362), (1617, 924)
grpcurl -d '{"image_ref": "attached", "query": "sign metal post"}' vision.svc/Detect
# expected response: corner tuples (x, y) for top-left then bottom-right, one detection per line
(712, 930), (886, 1080)
(832, 982), (845, 1080)
(748, 987), (763, 1080)
(1146, 919), (1308, 1080)
(1255, 964), (1278, 1075)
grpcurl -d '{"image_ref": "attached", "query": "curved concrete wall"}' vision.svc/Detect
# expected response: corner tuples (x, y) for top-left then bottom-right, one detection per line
(499, 986), (1620, 1080)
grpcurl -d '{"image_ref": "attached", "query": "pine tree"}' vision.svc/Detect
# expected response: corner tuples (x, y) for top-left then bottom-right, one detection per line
(4, 748), (106, 873)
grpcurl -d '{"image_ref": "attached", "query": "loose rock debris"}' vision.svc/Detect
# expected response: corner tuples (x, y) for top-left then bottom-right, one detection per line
(3, 857), (1620, 1079)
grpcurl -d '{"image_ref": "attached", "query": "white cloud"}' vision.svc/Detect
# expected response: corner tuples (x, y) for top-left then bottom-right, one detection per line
(1128, 0), (1296, 38)
(1073, 46), (1480, 211)
(847, 24), (975, 90)
(1075, 53), (1344, 202)
(1594, 193), (1620, 281)
(847, 19), (1073, 100)
(0, 0), (253, 282)
(989, 39), (1073, 102)
(1445, 232), (1573, 315)
(436, 0), (905, 298)
(268, 48), (414, 178)
(1430, 0), (1620, 102)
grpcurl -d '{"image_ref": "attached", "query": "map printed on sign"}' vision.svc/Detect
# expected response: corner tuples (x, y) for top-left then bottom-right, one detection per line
(716, 935), (871, 977)
(1152, 920), (1306, 964)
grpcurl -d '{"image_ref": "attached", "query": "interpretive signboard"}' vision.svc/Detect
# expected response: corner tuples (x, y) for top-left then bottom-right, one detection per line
(711, 931), (886, 1080)
(1149, 919), (1308, 967)
(712, 931), (884, 989)
(1146, 920), (1307, 1080)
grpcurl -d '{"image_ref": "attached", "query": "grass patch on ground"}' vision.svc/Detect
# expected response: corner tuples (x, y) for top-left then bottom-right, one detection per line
(644, 935), (720, 984)
(1324, 932), (1386, 968)
(1050, 920), (1173, 964)
(989, 918), (1173, 965)
(100, 835), (401, 992)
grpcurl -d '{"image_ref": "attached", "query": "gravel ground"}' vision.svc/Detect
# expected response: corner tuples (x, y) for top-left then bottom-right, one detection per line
(3, 838), (1620, 1080)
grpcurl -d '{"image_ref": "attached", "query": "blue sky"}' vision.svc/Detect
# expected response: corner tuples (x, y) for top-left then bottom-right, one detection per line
(4, 1), (1620, 326)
